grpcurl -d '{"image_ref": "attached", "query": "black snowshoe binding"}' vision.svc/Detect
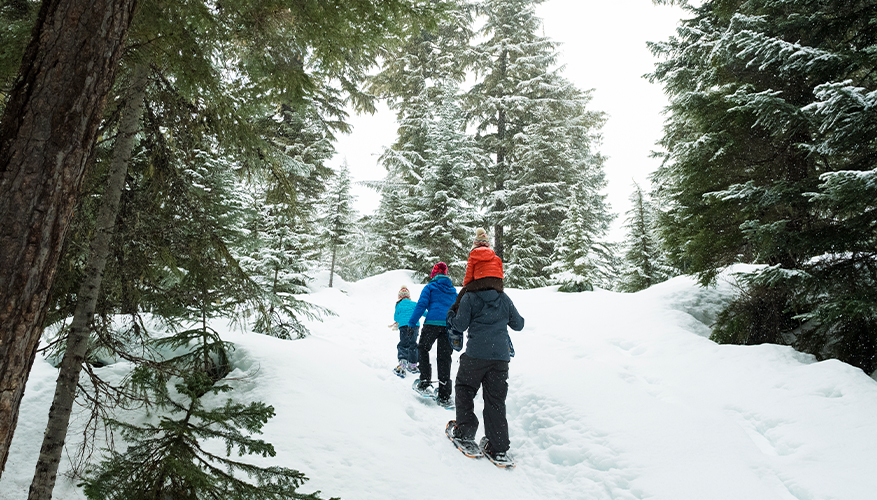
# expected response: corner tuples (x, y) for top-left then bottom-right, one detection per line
(480, 436), (515, 468)
(445, 421), (482, 458)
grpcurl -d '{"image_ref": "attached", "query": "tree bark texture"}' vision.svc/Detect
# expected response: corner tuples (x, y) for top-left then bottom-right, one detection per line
(0, 0), (139, 477)
(27, 64), (148, 500)
(493, 48), (508, 261)
(329, 244), (337, 288)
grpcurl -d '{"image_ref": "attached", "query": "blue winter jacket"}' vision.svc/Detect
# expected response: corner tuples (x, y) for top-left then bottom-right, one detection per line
(394, 298), (420, 326)
(408, 275), (457, 327)
(446, 289), (524, 361)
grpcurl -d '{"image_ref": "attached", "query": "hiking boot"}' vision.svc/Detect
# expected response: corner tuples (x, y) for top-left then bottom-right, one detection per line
(435, 394), (454, 409)
(479, 436), (514, 467)
(406, 362), (419, 374)
(413, 378), (434, 398)
(393, 362), (406, 378)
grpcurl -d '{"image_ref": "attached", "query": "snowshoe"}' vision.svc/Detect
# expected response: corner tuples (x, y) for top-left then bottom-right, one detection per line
(445, 420), (482, 458)
(480, 436), (515, 468)
(394, 362), (406, 378)
(412, 378), (434, 398)
(435, 394), (455, 410)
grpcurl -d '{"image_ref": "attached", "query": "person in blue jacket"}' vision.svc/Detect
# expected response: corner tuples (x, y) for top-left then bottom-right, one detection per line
(445, 287), (524, 464)
(409, 262), (457, 407)
(392, 286), (420, 375)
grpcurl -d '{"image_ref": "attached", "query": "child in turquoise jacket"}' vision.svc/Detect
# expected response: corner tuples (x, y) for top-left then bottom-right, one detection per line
(392, 286), (420, 375)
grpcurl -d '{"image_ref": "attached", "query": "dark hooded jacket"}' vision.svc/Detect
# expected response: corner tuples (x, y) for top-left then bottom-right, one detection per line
(446, 289), (524, 361)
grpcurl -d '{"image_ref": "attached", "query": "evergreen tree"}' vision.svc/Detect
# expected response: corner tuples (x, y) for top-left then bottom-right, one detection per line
(370, 1), (480, 279)
(650, 0), (877, 372)
(321, 160), (357, 287)
(239, 99), (338, 338)
(0, 0), (446, 473)
(618, 183), (672, 293)
(405, 82), (483, 280)
(363, 177), (416, 273)
(371, 0), (474, 187)
(549, 188), (617, 292)
(81, 372), (334, 500)
(468, 0), (609, 287)
(502, 94), (608, 288)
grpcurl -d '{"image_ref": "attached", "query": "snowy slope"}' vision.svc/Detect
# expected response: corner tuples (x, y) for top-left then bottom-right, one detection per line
(3, 268), (877, 500)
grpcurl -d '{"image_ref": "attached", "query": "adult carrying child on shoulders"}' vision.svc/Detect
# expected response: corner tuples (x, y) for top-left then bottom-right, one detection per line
(451, 228), (503, 313)
(445, 271), (524, 466)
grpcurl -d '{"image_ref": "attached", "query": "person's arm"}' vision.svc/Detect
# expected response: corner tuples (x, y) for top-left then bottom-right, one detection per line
(409, 287), (430, 327)
(507, 297), (525, 332)
(447, 293), (473, 332)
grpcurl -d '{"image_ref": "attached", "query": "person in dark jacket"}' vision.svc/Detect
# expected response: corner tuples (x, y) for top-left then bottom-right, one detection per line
(446, 288), (524, 462)
(409, 262), (457, 406)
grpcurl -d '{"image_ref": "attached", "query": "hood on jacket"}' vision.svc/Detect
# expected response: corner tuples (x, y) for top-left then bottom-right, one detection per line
(474, 289), (501, 307)
(469, 246), (497, 263)
(430, 274), (455, 288)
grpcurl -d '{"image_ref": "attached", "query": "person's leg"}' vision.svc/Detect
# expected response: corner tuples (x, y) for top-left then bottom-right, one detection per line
(417, 325), (439, 384)
(465, 276), (504, 293)
(435, 326), (453, 399)
(408, 325), (420, 364)
(396, 327), (409, 361)
(454, 354), (487, 440)
(482, 360), (510, 452)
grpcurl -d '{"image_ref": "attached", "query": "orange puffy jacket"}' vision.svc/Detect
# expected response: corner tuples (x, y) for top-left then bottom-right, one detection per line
(463, 247), (504, 286)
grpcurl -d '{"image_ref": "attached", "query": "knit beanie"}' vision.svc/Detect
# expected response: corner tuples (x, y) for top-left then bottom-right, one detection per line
(473, 227), (490, 248)
(430, 262), (448, 279)
(398, 286), (410, 300)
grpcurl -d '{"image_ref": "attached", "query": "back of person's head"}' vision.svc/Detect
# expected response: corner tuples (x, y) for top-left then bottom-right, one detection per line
(398, 286), (410, 300)
(430, 262), (448, 279)
(473, 228), (490, 248)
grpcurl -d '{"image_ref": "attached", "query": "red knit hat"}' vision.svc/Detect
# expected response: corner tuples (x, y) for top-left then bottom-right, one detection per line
(430, 262), (448, 279)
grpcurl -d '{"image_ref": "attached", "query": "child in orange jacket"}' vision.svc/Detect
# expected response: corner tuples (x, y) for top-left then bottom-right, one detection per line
(451, 228), (504, 312)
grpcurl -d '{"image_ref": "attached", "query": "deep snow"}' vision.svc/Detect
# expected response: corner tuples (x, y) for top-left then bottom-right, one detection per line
(2, 267), (877, 499)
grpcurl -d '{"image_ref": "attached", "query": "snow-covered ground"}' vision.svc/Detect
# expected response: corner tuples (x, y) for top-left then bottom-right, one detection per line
(3, 268), (877, 499)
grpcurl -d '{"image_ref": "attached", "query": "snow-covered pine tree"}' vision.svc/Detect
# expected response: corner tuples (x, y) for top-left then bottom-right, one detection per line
(650, 0), (877, 373)
(468, 0), (609, 287)
(502, 93), (608, 288)
(320, 160), (357, 287)
(239, 100), (338, 337)
(81, 371), (332, 500)
(468, 0), (553, 260)
(618, 182), (672, 293)
(361, 176), (417, 273)
(371, 1), (479, 279)
(405, 82), (483, 280)
(546, 144), (617, 292)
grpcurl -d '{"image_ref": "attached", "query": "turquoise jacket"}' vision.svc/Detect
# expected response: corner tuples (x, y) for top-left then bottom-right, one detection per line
(394, 298), (420, 326)
(409, 274), (457, 327)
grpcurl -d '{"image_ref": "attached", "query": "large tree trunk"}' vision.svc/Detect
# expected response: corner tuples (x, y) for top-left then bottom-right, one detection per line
(0, 0), (139, 477)
(329, 244), (337, 288)
(493, 48), (508, 261)
(27, 64), (148, 500)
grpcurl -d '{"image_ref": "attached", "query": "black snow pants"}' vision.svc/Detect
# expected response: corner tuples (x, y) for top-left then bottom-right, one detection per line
(454, 353), (510, 452)
(418, 324), (452, 399)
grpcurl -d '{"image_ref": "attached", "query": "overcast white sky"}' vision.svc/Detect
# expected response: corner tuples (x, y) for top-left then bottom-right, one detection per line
(328, 0), (687, 242)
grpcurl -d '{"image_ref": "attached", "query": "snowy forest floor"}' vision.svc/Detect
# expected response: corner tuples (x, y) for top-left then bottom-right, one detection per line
(3, 267), (877, 500)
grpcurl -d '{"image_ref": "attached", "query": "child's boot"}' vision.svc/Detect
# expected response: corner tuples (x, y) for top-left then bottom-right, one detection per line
(394, 360), (407, 378)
